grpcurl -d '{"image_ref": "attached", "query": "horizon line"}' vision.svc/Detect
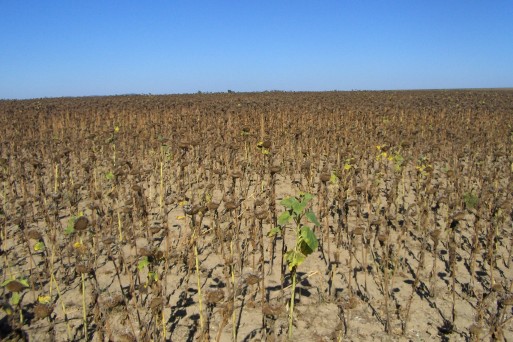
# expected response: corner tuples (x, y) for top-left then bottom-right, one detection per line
(2, 87), (513, 101)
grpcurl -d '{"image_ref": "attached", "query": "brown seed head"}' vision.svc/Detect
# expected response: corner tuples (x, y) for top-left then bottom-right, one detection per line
(345, 199), (359, 207)
(207, 202), (220, 211)
(320, 173), (331, 183)
(139, 247), (153, 257)
(451, 211), (465, 222)
(262, 303), (283, 317)
(353, 227), (365, 236)
(270, 165), (281, 175)
(243, 272), (261, 286)
(231, 170), (243, 179)
(254, 198), (265, 207)
(430, 229), (441, 241)
(27, 229), (42, 240)
(34, 303), (54, 319)
(224, 201), (238, 211)
(76, 264), (91, 274)
(491, 283), (503, 293)
(342, 296), (359, 310)
(502, 295), (513, 306)
(103, 237), (116, 245)
(74, 216), (89, 231)
(204, 288), (225, 305)
(255, 209), (268, 221)
(118, 332), (137, 342)
(149, 297), (164, 311)
(333, 251), (341, 264)
(261, 140), (271, 149)
(100, 293), (124, 310)
(377, 234), (388, 243)
(5, 280), (26, 293)
(469, 324), (482, 336)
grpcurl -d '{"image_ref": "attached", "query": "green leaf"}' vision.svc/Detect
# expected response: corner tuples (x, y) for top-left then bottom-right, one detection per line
(34, 241), (45, 251)
(463, 192), (479, 209)
(285, 250), (306, 270)
(10, 292), (20, 306)
(394, 153), (404, 165)
(305, 211), (320, 226)
(277, 211), (291, 226)
(300, 226), (318, 252)
(301, 193), (314, 202)
(1, 302), (13, 315)
(137, 256), (150, 271)
(299, 240), (314, 256)
(267, 226), (282, 237)
(18, 278), (29, 287)
(280, 197), (297, 209)
(64, 216), (76, 235)
(106, 171), (115, 180)
(291, 193), (314, 215)
(148, 271), (158, 282)
(1, 279), (13, 287)
(0, 277), (28, 292)
(292, 200), (307, 216)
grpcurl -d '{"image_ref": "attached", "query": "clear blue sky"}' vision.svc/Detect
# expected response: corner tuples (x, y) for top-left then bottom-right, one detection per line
(1, 1), (512, 99)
